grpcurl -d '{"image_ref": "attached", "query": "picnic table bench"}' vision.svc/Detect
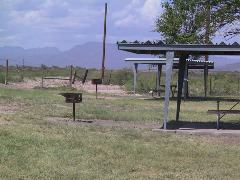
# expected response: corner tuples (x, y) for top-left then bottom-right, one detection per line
(207, 98), (240, 130)
(151, 84), (177, 98)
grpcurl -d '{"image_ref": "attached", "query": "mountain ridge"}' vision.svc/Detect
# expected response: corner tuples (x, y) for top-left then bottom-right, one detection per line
(0, 42), (239, 71)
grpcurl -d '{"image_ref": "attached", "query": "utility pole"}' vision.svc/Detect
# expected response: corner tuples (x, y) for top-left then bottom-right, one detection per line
(101, 3), (107, 81)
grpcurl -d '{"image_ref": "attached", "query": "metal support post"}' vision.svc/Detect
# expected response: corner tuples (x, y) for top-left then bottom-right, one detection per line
(183, 62), (189, 99)
(157, 64), (162, 96)
(163, 51), (174, 129)
(133, 63), (138, 94)
(204, 62), (208, 98)
(176, 55), (188, 121)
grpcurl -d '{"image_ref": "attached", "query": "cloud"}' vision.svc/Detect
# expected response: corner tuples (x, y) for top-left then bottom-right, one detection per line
(114, 14), (139, 27)
(113, 0), (162, 28)
(0, 0), (163, 50)
(8, 1), (102, 30)
(140, 0), (162, 20)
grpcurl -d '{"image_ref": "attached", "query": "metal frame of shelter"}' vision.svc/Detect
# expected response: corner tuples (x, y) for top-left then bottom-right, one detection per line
(125, 58), (214, 96)
(117, 41), (240, 129)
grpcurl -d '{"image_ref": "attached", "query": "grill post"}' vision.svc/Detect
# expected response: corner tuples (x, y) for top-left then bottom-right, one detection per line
(73, 102), (76, 121)
(91, 79), (102, 99)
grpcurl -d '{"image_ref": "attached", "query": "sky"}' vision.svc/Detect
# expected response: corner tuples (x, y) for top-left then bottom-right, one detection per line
(0, 0), (164, 50)
(0, 0), (239, 51)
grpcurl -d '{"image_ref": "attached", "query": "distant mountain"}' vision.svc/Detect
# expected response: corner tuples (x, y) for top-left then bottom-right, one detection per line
(0, 42), (239, 70)
(215, 63), (240, 72)
(0, 42), (150, 69)
(211, 55), (240, 72)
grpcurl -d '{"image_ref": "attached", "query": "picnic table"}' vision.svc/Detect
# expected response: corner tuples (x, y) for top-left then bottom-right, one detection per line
(207, 98), (240, 130)
(151, 84), (177, 98)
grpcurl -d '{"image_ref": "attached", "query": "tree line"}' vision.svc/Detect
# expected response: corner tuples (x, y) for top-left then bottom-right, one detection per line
(155, 0), (240, 44)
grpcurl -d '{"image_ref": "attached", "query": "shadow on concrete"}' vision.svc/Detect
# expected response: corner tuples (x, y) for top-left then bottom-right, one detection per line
(165, 120), (240, 130)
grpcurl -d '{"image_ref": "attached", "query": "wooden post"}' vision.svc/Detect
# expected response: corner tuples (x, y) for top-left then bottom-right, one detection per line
(69, 65), (73, 87)
(108, 70), (112, 85)
(238, 79), (240, 94)
(72, 70), (77, 84)
(209, 76), (212, 95)
(41, 64), (44, 88)
(101, 3), (107, 80)
(96, 84), (98, 99)
(163, 51), (174, 129)
(5, 59), (8, 85)
(16, 65), (19, 73)
(82, 69), (88, 84)
(217, 101), (220, 130)
(22, 59), (24, 81)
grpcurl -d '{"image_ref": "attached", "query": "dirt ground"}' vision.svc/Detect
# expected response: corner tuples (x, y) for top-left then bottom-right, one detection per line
(0, 102), (23, 125)
(0, 102), (24, 115)
(0, 78), (127, 96)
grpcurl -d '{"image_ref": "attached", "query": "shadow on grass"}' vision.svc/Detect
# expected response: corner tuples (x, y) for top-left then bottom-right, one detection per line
(143, 96), (240, 102)
(165, 120), (240, 130)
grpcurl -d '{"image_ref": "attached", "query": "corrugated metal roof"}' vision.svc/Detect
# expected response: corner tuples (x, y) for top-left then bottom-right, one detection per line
(125, 58), (214, 64)
(118, 40), (239, 46)
(117, 41), (240, 56)
(125, 58), (214, 69)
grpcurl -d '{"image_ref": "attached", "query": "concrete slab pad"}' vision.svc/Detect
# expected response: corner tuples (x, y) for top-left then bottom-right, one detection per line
(153, 128), (240, 137)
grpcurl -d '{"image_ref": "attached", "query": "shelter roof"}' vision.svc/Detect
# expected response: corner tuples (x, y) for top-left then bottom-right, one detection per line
(125, 58), (214, 64)
(117, 41), (240, 56)
(125, 58), (214, 69)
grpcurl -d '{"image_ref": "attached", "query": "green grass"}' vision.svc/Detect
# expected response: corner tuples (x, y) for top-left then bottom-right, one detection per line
(0, 87), (240, 179)
(1, 124), (240, 179)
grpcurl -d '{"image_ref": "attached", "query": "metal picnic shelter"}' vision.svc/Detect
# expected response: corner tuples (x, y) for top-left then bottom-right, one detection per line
(125, 57), (214, 96)
(117, 41), (240, 129)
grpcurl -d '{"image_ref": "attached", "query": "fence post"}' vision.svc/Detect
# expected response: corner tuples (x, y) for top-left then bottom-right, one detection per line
(69, 65), (73, 87)
(21, 59), (24, 81)
(108, 70), (112, 85)
(5, 59), (8, 85)
(238, 79), (240, 94)
(41, 64), (44, 88)
(209, 76), (212, 95)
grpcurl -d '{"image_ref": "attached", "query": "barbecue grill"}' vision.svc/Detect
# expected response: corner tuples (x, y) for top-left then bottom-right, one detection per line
(59, 92), (82, 121)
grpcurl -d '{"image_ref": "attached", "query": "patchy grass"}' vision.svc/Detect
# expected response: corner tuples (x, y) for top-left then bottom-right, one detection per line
(0, 87), (239, 179)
